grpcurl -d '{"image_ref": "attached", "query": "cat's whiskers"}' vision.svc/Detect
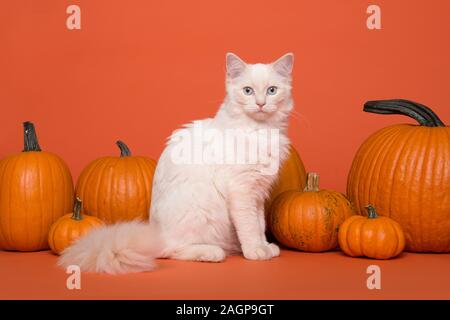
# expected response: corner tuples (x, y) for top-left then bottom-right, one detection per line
(289, 110), (311, 130)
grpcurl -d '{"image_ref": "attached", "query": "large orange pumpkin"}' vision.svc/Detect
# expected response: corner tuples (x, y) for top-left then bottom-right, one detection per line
(76, 140), (156, 224)
(347, 99), (450, 252)
(0, 122), (74, 251)
(270, 172), (354, 252)
(265, 145), (307, 220)
(338, 205), (405, 259)
(48, 197), (104, 255)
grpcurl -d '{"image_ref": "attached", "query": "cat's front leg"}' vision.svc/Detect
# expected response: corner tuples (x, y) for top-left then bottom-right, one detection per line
(229, 193), (280, 260)
(256, 200), (280, 257)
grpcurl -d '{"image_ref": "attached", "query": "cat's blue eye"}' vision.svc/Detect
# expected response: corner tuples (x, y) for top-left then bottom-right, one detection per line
(243, 87), (254, 95)
(267, 86), (278, 95)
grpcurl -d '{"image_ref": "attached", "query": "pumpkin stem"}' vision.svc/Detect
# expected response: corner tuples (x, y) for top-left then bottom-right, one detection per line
(116, 140), (132, 157)
(304, 172), (319, 192)
(71, 197), (83, 221)
(364, 99), (445, 127)
(23, 121), (42, 152)
(365, 204), (378, 219)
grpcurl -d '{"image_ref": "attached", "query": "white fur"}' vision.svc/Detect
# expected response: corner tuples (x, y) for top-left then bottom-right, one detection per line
(58, 221), (163, 274)
(60, 53), (294, 274)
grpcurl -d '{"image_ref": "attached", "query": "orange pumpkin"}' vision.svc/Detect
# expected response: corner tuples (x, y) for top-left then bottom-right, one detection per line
(48, 197), (104, 255)
(76, 140), (156, 224)
(0, 122), (74, 251)
(347, 99), (450, 252)
(265, 145), (307, 220)
(270, 172), (354, 252)
(338, 205), (405, 259)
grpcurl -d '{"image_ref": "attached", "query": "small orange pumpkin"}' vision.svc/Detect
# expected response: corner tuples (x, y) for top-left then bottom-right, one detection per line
(0, 122), (74, 251)
(338, 205), (405, 259)
(270, 172), (354, 252)
(48, 197), (104, 255)
(76, 141), (156, 224)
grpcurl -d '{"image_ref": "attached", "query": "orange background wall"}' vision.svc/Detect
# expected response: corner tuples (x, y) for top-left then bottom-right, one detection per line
(1, 0), (449, 192)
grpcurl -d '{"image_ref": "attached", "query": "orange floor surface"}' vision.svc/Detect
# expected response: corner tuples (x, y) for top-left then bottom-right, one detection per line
(0, 249), (449, 300)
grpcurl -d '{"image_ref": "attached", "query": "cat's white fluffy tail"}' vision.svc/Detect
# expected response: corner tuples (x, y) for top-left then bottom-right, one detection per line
(58, 220), (163, 274)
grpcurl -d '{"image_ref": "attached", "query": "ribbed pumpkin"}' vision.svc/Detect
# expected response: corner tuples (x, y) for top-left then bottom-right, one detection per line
(48, 197), (104, 255)
(347, 99), (450, 252)
(338, 205), (405, 259)
(0, 122), (74, 251)
(270, 172), (354, 252)
(76, 141), (156, 224)
(265, 145), (307, 220)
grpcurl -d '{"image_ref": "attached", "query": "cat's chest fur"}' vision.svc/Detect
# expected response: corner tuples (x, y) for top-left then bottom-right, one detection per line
(177, 117), (290, 198)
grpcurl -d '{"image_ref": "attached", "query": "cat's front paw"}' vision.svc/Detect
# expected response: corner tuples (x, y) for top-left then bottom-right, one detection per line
(267, 243), (280, 257)
(242, 243), (280, 260)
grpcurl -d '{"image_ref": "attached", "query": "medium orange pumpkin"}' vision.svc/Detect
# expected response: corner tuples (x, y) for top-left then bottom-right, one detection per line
(48, 197), (104, 255)
(265, 145), (307, 220)
(338, 205), (405, 259)
(270, 172), (354, 252)
(76, 141), (156, 224)
(347, 99), (450, 252)
(0, 122), (74, 251)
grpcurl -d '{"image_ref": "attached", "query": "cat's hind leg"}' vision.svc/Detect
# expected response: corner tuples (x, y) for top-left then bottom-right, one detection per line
(169, 244), (226, 262)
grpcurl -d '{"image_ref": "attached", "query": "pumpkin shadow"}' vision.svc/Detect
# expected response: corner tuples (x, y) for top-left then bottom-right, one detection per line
(335, 250), (409, 261)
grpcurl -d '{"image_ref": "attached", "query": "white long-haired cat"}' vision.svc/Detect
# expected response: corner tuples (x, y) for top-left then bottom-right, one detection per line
(59, 53), (294, 274)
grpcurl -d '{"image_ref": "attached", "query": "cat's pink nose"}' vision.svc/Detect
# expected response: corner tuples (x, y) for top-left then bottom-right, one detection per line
(257, 103), (265, 109)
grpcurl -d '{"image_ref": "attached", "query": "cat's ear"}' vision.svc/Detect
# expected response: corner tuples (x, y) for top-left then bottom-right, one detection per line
(273, 53), (294, 77)
(226, 53), (246, 78)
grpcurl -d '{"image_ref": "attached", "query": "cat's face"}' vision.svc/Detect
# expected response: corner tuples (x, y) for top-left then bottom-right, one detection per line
(225, 53), (294, 122)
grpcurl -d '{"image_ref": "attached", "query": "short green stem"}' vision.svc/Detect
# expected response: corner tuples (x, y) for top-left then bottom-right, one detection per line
(116, 140), (132, 157)
(365, 204), (378, 219)
(23, 121), (42, 152)
(71, 197), (83, 221)
(304, 172), (320, 192)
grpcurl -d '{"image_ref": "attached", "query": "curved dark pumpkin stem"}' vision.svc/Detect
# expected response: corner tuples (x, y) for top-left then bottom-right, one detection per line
(23, 121), (42, 152)
(364, 99), (445, 127)
(71, 197), (83, 221)
(365, 204), (378, 219)
(304, 172), (319, 192)
(116, 140), (132, 157)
